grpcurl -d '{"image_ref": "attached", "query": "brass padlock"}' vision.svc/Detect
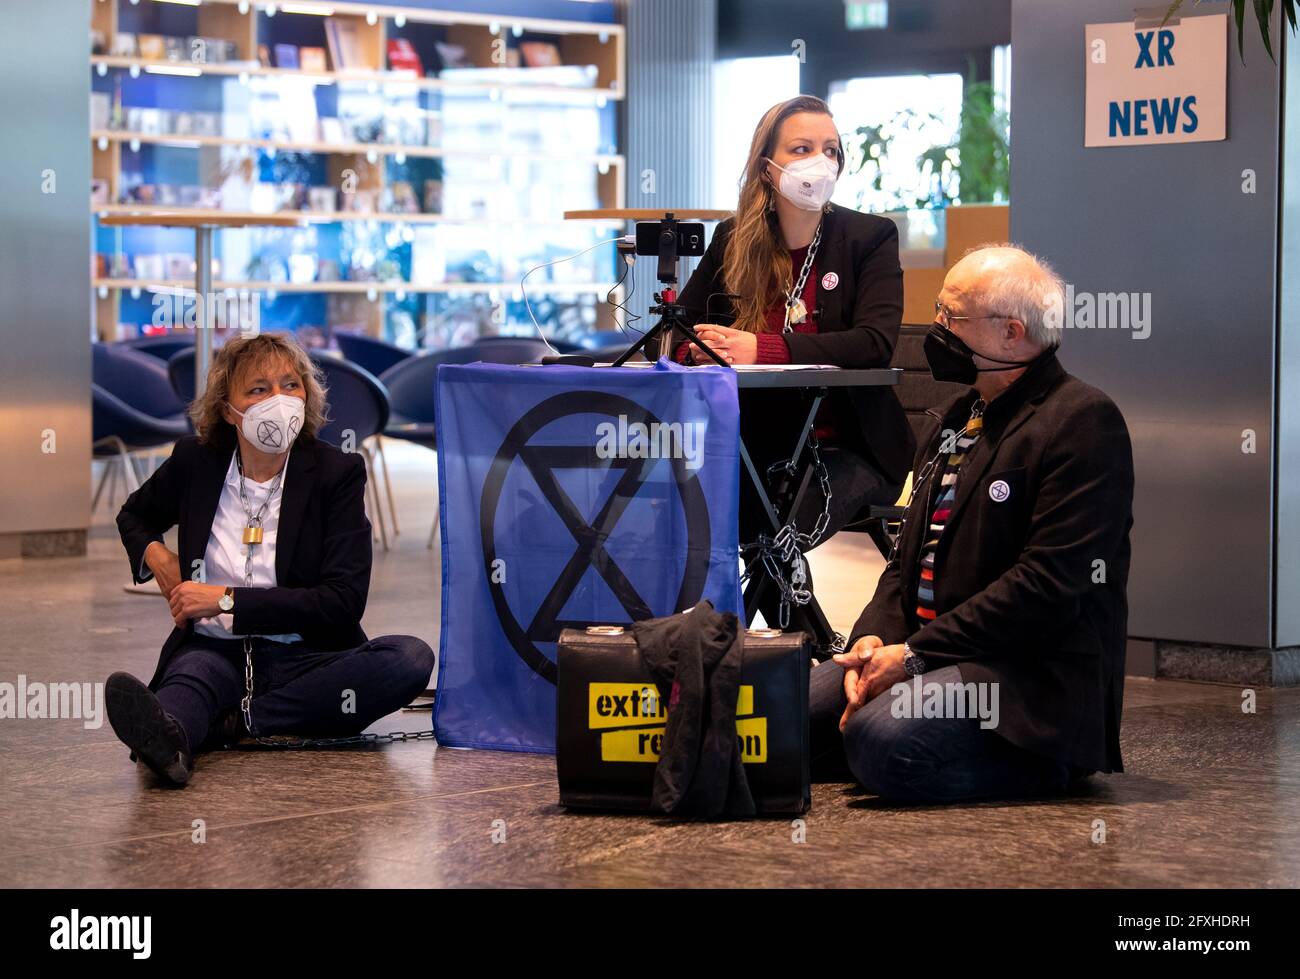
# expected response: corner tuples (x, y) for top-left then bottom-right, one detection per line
(243, 524), (264, 545)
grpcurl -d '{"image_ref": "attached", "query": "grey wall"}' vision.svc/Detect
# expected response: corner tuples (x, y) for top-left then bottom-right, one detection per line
(1278, 30), (1300, 646)
(1010, 1), (1283, 647)
(0, 0), (91, 537)
(621, 0), (717, 211)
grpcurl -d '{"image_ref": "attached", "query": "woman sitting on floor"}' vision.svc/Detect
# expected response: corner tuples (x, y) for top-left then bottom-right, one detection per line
(106, 333), (434, 787)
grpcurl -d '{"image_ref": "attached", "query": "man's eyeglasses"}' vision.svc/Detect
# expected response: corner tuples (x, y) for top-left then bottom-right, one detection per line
(934, 301), (1014, 329)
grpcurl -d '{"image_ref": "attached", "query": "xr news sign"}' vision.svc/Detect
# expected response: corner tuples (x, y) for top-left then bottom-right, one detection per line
(1085, 12), (1226, 148)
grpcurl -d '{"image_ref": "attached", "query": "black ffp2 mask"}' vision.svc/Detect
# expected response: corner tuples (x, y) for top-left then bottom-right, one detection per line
(923, 323), (1036, 385)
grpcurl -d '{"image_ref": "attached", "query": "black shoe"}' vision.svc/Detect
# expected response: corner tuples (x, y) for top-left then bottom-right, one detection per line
(105, 672), (193, 786)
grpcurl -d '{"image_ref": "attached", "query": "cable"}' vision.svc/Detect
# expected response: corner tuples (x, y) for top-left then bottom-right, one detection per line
(520, 236), (623, 354)
(607, 251), (643, 337)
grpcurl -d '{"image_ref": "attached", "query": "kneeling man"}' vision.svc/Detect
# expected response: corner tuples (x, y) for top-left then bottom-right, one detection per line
(811, 244), (1134, 803)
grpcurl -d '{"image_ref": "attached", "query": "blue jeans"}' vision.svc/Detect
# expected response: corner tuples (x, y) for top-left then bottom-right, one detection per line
(155, 634), (435, 751)
(809, 659), (1074, 803)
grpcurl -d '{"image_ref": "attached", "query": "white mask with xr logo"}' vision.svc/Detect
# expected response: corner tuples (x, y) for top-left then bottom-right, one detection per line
(228, 394), (304, 452)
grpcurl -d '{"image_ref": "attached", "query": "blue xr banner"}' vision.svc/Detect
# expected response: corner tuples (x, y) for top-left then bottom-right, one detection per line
(432, 358), (741, 752)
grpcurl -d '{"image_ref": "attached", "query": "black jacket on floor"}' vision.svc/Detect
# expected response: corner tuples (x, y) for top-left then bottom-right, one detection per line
(672, 204), (915, 486)
(847, 352), (1134, 773)
(116, 431), (372, 690)
(632, 601), (755, 819)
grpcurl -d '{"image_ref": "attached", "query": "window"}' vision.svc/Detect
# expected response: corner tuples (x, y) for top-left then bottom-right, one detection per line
(828, 72), (963, 213)
(711, 54), (801, 211)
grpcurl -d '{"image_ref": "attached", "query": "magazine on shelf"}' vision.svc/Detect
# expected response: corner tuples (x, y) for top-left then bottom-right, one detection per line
(387, 38), (422, 75)
(324, 19), (364, 70)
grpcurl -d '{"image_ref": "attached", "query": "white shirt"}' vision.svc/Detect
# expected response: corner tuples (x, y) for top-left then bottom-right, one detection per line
(193, 453), (302, 643)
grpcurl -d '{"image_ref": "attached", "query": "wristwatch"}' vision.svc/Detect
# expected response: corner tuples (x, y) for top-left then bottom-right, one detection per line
(218, 587), (234, 613)
(902, 642), (927, 676)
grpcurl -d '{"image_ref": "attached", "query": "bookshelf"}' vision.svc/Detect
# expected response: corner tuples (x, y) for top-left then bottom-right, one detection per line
(90, 0), (626, 351)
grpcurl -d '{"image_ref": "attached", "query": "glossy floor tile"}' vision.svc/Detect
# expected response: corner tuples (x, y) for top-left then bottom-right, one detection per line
(1, 441), (1296, 888)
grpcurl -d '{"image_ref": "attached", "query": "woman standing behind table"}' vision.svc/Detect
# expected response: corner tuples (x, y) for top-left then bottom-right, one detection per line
(670, 95), (915, 628)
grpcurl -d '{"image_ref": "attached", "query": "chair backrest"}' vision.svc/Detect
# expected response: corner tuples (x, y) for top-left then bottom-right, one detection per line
(467, 337), (553, 364)
(168, 348), (198, 405)
(379, 347), (486, 424)
(310, 352), (391, 447)
(893, 324), (967, 445)
(122, 335), (195, 362)
(335, 332), (412, 378)
(92, 383), (190, 450)
(92, 342), (186, 419)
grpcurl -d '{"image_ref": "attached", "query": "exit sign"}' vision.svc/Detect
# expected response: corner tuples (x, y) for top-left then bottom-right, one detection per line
(846, 1), (888, 30)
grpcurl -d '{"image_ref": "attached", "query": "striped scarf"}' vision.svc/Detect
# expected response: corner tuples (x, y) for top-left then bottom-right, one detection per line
(916, 400), (985, 621)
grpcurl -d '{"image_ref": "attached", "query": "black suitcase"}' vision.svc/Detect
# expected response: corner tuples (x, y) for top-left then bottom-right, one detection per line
(556, 625), (811, 815)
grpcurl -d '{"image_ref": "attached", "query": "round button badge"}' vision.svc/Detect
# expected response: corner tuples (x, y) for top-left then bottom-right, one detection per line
(821, 272), (839, 290)
(989, 479), (1011, 503)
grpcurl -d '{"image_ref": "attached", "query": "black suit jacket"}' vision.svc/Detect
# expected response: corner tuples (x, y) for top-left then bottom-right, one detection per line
(116, 432), (372, 690)
(673, 204), (915, 485)
(847, 353), (1134, 773)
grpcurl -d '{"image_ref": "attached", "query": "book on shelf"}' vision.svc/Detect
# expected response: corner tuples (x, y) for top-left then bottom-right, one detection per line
(387, 38), (422, 75)
(138, 34), (165, 61)
(434, 41), (472, 70)
(274, 44), (300, 70)
(300, 46), (328, 73)
(324, 19), (364, 71)
(520, 41), (562, 68)
(111, 33), (137, 57)
(258, 44), (272, 68)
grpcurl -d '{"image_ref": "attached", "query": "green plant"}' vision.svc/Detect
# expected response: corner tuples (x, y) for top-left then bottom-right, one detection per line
(1164, 0), (1297, 61)
(913, 60), (1010, 208)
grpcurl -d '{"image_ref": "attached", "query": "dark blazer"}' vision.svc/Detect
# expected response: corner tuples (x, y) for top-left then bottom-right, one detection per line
(116, 432), (372, 690)
(847, 352), (1134, 773)
(673, 204), (915, 485)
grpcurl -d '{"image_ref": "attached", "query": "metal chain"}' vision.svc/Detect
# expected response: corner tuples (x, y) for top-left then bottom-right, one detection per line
(783, 222), (823, 334)
(242, 728), (438, 750)
(225, 450), (436, 749)
(234, 451), (285, 738)
(740, 434), (834, 630)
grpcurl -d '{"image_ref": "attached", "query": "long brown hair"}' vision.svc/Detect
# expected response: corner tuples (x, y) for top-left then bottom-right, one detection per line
(189, 333), (329, 445)
(722, 96), (845, 334)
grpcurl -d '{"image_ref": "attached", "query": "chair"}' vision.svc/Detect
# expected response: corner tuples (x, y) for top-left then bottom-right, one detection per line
(465, 336), (554, 364)
(91, 344), (191, 512)
(335, 333), (413, 379)
(91, 384), (191, 511)
(122, 335), (195, 363)
(310, 352), (396, 551)
(168, 347), (198, 405)
(844, 324), (967, 556)
(93, 342), (187, 422)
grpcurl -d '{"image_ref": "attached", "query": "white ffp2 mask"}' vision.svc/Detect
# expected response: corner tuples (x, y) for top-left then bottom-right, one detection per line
(228, 394), (304, 452)
(767, 154), (839, 211)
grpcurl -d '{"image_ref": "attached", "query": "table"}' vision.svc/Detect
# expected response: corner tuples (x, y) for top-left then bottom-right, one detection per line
(99, 212), (304, 396)
(730, 367), (902, 652)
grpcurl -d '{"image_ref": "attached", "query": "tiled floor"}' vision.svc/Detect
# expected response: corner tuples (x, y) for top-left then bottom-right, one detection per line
(2, 442), (1297, 888)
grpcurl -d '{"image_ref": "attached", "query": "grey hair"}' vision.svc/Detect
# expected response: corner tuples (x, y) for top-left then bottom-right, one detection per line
(960, 242), (1065, 350)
